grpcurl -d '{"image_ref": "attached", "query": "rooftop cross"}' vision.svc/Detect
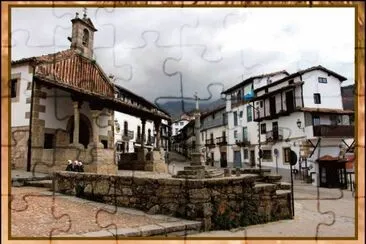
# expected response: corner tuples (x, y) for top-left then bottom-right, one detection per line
(83, 7), (87, 19)
(194, 92), (199, 110)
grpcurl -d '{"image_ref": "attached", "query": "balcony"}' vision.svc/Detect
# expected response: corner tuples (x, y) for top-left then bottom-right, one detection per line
(266, 129), (283, 143)
(121, 130), (134, 140)
(205, 138), (216, 148)
(202, 117), (228, 130)
(236, 138), (250, 147)
(313, 125), (354, 138)
(216, 136), (227, 146)
(135, 134), (146, 144)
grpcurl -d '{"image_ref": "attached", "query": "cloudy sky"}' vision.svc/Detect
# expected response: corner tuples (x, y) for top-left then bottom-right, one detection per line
(11, 7), (355, 105)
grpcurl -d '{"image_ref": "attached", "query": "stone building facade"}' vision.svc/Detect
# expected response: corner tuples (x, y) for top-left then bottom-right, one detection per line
(10, 12), (170, 174)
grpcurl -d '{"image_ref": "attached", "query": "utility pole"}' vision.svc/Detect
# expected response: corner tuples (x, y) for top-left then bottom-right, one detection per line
(256, 105), (262, 175)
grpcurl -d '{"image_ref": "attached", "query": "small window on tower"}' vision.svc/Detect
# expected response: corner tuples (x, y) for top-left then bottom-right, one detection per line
(11, 79), (17, 98)
(82, 29), (89, 47)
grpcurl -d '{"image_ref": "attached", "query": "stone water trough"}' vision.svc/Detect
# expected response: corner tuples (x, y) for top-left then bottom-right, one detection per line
(54, 170), (292, 231)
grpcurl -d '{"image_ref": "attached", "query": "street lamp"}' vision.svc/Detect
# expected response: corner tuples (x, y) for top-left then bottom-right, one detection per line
(296, 118), (305, 132)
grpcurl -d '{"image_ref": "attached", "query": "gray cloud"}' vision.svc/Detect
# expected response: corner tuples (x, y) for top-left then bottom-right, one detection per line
(11, 7), (355, 104)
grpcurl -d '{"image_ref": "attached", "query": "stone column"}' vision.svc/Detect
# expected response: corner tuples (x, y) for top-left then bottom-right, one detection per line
(72, 101), (80, 145)
(91, 110), (103, 148)
(154, 120), (161, 150)
(141, 119), (146, 150)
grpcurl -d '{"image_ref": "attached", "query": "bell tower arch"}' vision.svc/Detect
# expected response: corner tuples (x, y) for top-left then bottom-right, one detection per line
(69, 8), (97, 59)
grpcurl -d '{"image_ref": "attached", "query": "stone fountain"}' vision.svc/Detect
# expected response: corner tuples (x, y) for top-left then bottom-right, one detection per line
(173, 93), (223, 179)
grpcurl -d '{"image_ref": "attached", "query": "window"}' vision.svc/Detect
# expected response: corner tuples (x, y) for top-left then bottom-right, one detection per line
(237, 90), (242, 101)
(289, 80), (294, 85)
(247, 106), (252, 122)
(44, 133), (54, 149)
(239, 111), (243, 118)
(82, 29), (89, 47)
(101, 140), (108, 149)
(260, 124), (266, 134)
(350, 115), (354, 125)
(283, 147), (291, 164)
(137, 126), (141, 138)
(11, 79), (17, 98)
(314, 93), (321, 104)
(234, 130), (238, 139)
(244, 149), (249, 159)
(212, 113), (215, 119)
(262, 150), (272, 161)
(124, 121), (128, 135)
(175, 128), (179, 134)
(318, 77), (327, 83)
(148, 129), (151, 142)
(267, 77), (272, 85)
(180, 121), (184, 126)
(233, 111), (238, 126)
(260, 101), (264, 108)
(243, 127), (248, 141)
(312, 115), (320, 126)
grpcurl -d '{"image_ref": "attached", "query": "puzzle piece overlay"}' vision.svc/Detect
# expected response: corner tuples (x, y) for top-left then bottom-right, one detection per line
(8, 6), (361, 240)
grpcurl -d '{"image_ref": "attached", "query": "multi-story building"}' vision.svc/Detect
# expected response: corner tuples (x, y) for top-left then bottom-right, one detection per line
(223, 65), (354, 186)
(200, 105), (228, 168)
(172, 119), (190, 136)
(222, 70), (290, 168)
(10, 12), (171, 173)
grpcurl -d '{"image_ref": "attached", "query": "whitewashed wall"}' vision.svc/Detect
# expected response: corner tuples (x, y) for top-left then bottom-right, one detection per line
(252, 73), (289, 90)
(302, 70), (344, 109)
(114, 112), (154, 152)
(40, 87), (110, 137)
(172, 119), (189, 136)
(11, 64), (32, 127)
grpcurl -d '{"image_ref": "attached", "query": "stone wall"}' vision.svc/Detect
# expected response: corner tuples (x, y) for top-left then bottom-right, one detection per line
(34, 147), (115, 174)
(54, 172), (292, 231)
(11, 126), (30, 169)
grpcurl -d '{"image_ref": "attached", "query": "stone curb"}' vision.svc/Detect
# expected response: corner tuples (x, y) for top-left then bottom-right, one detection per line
(55, 220), (202, 238)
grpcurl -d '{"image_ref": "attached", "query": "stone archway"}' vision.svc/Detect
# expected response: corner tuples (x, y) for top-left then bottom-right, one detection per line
(67, 113), (93, 148)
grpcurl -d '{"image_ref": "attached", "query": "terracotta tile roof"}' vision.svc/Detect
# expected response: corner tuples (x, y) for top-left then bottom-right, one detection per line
(12, 49), (171, 120)
(317, 154), (348, 163)
(318, 155), (339, 161)
(300, 107), (354, 114)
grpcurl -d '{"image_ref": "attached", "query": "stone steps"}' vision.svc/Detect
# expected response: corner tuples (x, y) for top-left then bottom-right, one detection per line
(12, 175), (52, 187)
(57, 220), (202, 238)
(24, 180), (53, 189)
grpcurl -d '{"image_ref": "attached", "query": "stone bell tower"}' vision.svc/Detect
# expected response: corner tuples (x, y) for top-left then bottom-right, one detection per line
(68, 8), (97, 59)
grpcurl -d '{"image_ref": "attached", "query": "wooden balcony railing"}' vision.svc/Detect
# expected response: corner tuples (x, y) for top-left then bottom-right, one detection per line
(236, 138), (250, 147)
(122, 130), (134, 140)
(313, 125), (354, 138)
(205, 138), (216, 148)
(266, 129), (284, 142)
(216, 136), (227, 145)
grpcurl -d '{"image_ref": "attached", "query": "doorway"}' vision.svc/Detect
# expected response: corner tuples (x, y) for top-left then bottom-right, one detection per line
(250, 150), (255, 167)
(269, 96), (276, 116)
(285, 90), (294, 112)
(67, 114), (92, 148)
(220, 152), (227, 168)
(234, 150), (242, 168)
(272, 121), (279, 140)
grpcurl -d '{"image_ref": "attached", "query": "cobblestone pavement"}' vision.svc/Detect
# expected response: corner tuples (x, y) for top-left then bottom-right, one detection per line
(190, 183), (355, 238)
(10, 187), (186, 237)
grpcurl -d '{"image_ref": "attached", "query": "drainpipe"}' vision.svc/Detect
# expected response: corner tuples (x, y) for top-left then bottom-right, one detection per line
(26, 64), (36, 172)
